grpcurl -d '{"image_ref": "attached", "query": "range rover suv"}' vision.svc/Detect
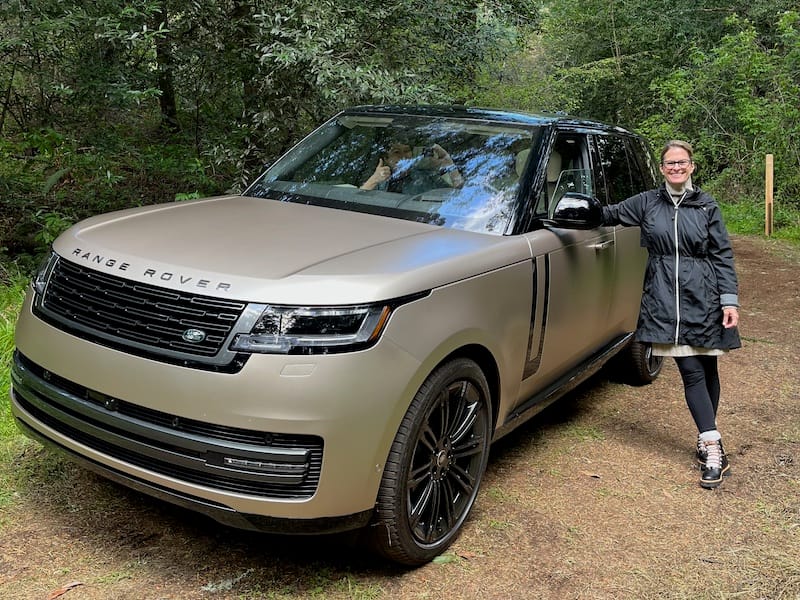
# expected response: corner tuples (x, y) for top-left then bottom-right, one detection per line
(10, 105), (663, 565)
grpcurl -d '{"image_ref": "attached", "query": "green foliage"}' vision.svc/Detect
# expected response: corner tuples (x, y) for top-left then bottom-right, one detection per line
(174, 191), (202, 201)
(2, 0), (800, 264)
(641, 12), (800, 209)
(33, 210), (73, 249)
(0, 268), (26, 441)
(512, 2), (800, 220)
(1, 124), (233, 271)
(719, 196), (800, 243)
(0, 0), (164, 131)
(1, 0), (539, 264)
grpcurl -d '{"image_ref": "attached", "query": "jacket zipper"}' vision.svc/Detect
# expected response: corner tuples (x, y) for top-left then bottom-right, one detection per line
(672, 192), (687, 344)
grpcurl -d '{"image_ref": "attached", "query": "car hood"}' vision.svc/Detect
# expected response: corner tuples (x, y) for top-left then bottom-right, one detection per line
(53, 195), (532, 304)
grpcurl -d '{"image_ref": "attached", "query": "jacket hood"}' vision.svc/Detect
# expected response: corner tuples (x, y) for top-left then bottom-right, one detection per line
(658, 183), (713, 207)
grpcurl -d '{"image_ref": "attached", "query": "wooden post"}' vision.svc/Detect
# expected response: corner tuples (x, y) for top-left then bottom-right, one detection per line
(765, 154), (774, 236)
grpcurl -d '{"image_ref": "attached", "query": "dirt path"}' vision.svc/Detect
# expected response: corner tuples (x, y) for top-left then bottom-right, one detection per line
(2, 235), (799, 600)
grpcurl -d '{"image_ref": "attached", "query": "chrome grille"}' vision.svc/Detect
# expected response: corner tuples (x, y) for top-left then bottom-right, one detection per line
(37, 257), (248, 364)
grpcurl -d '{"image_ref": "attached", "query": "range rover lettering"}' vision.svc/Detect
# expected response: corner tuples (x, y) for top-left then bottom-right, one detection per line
(11, 105), (663, 565)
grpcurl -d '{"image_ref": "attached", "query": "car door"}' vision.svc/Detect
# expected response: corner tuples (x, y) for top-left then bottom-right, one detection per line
(516, 130), (617, 403)
(593, 133), (654, 336)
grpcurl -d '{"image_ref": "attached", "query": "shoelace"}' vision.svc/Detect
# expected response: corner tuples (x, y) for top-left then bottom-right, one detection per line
(697, 435), (707, 458)
(704, 441), (722, 470)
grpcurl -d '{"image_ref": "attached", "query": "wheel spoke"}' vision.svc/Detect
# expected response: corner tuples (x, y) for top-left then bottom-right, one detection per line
(449, 401), (478, 444)
(445, 462), (477, 497)
(411, 479), (445, 543)
(418, 421), (438, 454)
(446, 382), (480, 437)
(423, 482), (443, 542)
(408, 461), (430, 491)
(409, 477), (435, 531)
(435, 388), (450, 441)
(436, 478), (457, 536)
(451, 434), (486, 460)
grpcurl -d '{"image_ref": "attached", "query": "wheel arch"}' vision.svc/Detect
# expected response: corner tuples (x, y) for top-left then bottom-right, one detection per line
(437, 343), (501, 431)
(365, 336), (505, 517)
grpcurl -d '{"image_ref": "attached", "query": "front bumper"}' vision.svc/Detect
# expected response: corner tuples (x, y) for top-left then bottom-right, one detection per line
(12, 403), (372, 534)
(11, 291), (423, 528)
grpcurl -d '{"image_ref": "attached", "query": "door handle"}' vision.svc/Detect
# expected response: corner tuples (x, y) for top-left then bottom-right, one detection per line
(590, 240), (615, 252)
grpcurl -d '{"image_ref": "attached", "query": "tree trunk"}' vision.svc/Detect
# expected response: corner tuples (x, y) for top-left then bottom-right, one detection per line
(154, 2), (179, 134)
(0, 59), (17, 135)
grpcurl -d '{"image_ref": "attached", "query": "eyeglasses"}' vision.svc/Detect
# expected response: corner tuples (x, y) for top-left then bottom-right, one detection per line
(662, 159), (692, 168)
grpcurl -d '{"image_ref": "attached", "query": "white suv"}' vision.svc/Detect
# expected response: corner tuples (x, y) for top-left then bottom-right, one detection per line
(11, 105), (662, 565)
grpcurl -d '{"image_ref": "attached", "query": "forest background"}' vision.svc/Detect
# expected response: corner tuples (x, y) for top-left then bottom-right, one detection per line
(1, 0), (800, 272)
(0, 3), (799, 597)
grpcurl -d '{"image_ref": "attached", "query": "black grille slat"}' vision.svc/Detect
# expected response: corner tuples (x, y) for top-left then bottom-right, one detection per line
(41, 259), (247, 358)
(131, 284), (182, 301)
(153, 302), (208, 317)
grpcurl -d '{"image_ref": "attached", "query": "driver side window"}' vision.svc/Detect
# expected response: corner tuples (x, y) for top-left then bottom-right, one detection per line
(539, 132), (593, 217)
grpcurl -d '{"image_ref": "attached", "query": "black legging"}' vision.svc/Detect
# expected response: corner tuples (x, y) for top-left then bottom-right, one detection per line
(674, 355), (720, 433)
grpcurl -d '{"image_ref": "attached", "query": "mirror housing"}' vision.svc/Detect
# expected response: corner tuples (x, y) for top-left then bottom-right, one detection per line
(545, 193), (603, 230)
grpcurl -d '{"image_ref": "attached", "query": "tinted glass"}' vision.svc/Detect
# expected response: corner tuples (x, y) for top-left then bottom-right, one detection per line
(595, 135), (636, 204)
(625, 138), (648, 194)
(629, 136), (658, 189)
(245, 114), (539, 235)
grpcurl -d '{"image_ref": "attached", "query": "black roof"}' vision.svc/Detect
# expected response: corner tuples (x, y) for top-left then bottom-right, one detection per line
(342, 105), (635, 136)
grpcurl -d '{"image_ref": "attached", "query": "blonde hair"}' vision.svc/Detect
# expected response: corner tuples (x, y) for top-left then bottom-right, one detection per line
(660, 140), (694, 164)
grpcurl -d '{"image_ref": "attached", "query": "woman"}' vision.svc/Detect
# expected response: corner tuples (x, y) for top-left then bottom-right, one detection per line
(602, 140), (741, 489)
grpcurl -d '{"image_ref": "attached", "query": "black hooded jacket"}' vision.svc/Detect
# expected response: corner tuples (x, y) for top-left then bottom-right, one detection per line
(602, 184), (741, 350)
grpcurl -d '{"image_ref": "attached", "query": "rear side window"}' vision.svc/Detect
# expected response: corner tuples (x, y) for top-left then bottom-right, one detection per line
(595, 134), (637, 204)
(628, 136), (658, 189)
(625, 138), (648, 194)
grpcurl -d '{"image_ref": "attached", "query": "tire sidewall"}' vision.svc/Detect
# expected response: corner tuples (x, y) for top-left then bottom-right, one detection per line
(372, 357), (492, 565)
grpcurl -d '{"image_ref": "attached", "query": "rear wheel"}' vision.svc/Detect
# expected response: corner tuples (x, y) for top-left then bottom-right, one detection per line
(369, 358), (492, 566)
(620, 341), (663, 385)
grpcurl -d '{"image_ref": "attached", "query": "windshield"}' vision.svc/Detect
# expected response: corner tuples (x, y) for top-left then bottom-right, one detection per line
(244, 113), (540, 235)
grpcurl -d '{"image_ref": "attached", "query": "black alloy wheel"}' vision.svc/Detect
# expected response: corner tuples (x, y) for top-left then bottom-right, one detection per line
(369, 358), (492, 565)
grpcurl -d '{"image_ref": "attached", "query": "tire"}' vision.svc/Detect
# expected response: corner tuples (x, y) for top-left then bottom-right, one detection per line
(620, 340), (663, 385)
(368, 358), (492, 566)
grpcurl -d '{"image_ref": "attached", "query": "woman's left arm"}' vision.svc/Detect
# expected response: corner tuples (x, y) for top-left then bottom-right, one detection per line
(707, 200), (740, 316)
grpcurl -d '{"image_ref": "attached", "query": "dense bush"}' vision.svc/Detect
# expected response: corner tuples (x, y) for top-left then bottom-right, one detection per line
(0, 123), (234, 272)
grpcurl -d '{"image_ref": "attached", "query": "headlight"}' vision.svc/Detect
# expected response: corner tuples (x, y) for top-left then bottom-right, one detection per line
(32, 253), (58, 296)
(230, 304), (392, 355)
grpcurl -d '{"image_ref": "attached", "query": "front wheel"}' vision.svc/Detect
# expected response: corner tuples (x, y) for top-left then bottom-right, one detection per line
(368, 358), (492, 566)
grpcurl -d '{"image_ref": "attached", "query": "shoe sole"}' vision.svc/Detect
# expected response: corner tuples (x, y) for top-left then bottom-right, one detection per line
(699, 464), (731, 489)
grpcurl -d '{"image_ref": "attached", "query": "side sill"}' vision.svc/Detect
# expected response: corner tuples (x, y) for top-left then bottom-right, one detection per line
(494, 332), (634, 441)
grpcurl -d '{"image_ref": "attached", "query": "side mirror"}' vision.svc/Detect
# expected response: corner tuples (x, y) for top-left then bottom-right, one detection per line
(545, 193), (603, 230)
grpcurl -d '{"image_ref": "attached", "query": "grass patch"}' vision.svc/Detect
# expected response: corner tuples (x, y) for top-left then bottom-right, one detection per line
(0, 269), (26, 436)
(721, 198), (800, 243)
(0, 268), (28, 507)
(562, 424), (605, 442)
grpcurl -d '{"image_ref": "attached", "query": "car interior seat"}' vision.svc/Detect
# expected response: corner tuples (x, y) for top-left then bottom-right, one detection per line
(546, 151), (562, 203)
(515, 148), (530, 179)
